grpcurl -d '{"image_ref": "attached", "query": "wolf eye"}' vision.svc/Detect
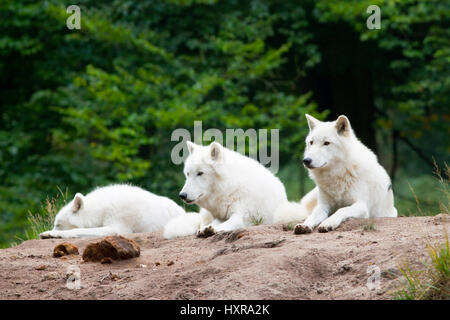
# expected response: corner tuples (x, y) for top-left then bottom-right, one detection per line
(309, 141), (313, 145)
(197, 172), (203, 176)
(323, 141), (330, 146)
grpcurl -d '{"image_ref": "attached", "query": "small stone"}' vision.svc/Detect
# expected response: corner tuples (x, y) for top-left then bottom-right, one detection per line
(381, 268), (400, 279)
(53, 243), (79, 258)
(35, 264), (47, 271)
(42, 272), (59, 281)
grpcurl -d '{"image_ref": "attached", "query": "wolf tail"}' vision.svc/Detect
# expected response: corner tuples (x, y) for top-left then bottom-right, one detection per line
(273, 202), (310, 224)
(273, 187), (318, 224)
(163, 209), (214, 239)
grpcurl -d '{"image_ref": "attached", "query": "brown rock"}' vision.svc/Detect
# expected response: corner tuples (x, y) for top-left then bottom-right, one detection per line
(53, 243), (79, 257)
(82, 236), (140, 262)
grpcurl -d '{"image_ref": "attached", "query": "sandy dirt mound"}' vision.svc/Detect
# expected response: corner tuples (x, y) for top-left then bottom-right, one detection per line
(0, 215), (448, 300)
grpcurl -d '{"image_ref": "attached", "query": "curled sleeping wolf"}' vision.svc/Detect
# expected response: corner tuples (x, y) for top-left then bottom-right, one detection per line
(40, 184), (184, 239)
(163, 141), (301, 239)
(275, 114), (397, 234)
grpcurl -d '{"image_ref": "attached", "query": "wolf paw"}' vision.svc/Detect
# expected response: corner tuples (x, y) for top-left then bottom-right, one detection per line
(196, 226), (216, 238)
(39, 231), (63, 239)
(294, 224), (312, 235)
(318, 226), (333, 233)
(318, 218), (339, 232)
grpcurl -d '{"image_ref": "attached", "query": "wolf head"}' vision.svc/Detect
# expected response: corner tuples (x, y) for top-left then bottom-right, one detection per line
(179, 141), (224, 205)
(302, 114), (355, 170)
(52, 193), (87, 230)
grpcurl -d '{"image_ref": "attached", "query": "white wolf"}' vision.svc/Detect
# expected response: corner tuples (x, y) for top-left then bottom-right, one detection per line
(39, 184), (185, 239)
(275, 114), (397, 234)
(163, 141), (292, 239)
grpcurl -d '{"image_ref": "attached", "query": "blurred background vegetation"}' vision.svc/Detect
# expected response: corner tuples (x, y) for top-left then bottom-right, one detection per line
(0, 0), (448, 247)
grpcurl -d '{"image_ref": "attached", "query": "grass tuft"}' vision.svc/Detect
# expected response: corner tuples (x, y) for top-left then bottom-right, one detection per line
(393, 162), (449, 300)
(250, 214), (264, 226)
(362, 221), (376, 232)
(13, 187), (68, 245)
(393, 232), (449, 300)
(282, 222), (296, 231)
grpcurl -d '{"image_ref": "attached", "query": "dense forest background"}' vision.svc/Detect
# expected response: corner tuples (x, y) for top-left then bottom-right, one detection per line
(0, 0), (448, 247)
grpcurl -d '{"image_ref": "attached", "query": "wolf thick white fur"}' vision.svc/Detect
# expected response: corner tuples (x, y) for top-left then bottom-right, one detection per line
(163, 141), (289, 239)
(40, 184), (185, 239)
(276, 114), (397, 233)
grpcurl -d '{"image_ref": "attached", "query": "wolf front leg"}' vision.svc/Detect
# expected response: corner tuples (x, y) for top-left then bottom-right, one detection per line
(294, 203), (330, 234)
(214, 213), (245, 232)
(39, 225), (129, 239)
(197, 213), (246, 238)
(318, 201), (369, 232)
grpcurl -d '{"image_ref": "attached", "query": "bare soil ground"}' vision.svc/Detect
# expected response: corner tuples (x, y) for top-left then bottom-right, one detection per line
(0, 215), (448, 300)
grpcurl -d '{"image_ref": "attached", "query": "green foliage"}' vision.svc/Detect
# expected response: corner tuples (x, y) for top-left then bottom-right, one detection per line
(396, 162), (450, 216)
(20, 187), (69, 245)
(394, 163), (449, 300)
(362, 221), (376, 232)
(316, 0), (449, 166)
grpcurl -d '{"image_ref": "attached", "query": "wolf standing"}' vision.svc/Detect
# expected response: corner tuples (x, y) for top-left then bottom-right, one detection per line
(277, 114), (397, 234)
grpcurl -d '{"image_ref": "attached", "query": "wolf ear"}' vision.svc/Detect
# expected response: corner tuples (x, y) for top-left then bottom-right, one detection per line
(335, 115), (351, 136)
(305, 114), (320, 131)
(186, 141), (196, 154)
(209, 142), (222, 161)
(72, 193), (84, 213)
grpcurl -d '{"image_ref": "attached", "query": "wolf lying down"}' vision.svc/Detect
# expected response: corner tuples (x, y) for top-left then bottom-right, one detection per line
(164, 114), (397, 238)
(39, 184), (184, 239)
(163, 140), (294, 239)
(40, 114), (397, 240)
(288, 114), (397, 234)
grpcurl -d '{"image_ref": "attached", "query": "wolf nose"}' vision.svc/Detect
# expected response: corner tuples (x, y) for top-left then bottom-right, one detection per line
(303, 157), (312, 166)
(179, 192), (187, 200)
